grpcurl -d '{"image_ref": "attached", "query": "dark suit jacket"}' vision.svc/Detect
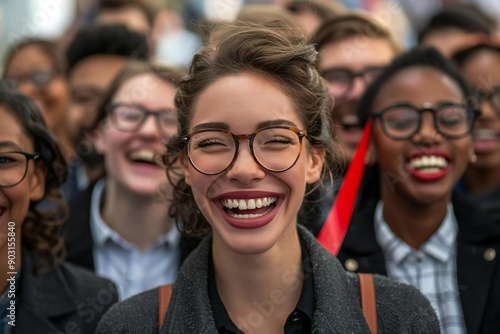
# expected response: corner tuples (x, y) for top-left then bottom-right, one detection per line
(16, 248), (118, 333)
(337, 191), (500, 334)
(64, 182), (200, 271)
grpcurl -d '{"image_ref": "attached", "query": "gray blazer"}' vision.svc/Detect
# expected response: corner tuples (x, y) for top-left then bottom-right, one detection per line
(97, 225), (440, 333)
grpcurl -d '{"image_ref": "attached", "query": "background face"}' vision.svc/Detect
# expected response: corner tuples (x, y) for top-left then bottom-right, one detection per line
(318, 37), (395, 164)
(371, 66), (472, 204)
(68, 55), (127, 147)
(95, 73), (177, 197)
(460, 49), (500, 171)
(5, 45), (68, 132)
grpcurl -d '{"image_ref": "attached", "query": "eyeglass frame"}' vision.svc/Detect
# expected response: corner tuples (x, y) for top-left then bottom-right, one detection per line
(181, 126), (308, 175)
(4, 70), (58, 90)
(106, 102), (177, 137)
(370, 102), (481, 140)
(0, 151), (40, 187)
(321, 66), (386, 99)
(475, 86), (500, 112)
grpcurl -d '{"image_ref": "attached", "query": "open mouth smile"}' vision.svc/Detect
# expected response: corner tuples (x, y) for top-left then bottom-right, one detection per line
(406, 154), (450, 181)
(221, 197), (277, 218)
(216, 193), (282, 229)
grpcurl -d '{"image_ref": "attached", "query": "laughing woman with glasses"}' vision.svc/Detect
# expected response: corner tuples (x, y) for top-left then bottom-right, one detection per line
(0, 88), (118, 333)
(453, 43), (500, 224)
(63, 62), (191, 301)
(97, 23), (439, 334)
(337, 47), (500, 333)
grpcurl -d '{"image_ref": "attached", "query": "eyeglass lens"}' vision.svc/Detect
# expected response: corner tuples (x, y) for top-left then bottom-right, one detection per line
(111, 104), (177, 134)
(380, 105), (473, 139)
(0, 152), (31, 187)
(322, 67), (384, 98)
(186, 128), (303, 174)
(4, 71), (55, 90)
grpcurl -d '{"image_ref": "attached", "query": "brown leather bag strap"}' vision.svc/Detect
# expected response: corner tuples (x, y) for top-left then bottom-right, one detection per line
(158, 284), (173, 332)
(358, 273), (377, 334)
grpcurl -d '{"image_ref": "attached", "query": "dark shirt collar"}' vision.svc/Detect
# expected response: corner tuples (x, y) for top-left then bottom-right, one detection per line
(208, 236), (314, 334)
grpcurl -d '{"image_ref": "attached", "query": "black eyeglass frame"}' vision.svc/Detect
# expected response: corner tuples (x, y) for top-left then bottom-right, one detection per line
(106, 102), (177, 137)
(475, 86), (500, 112)
(0, 151), (40, 187)
(181, 126), (308, 175)
(4, 70), (58, 90)
(370, 102), (481, 140)
(321, 66), (386, 99)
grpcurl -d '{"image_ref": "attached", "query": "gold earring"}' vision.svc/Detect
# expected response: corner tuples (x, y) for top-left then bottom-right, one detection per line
(470, 154), (477, 163)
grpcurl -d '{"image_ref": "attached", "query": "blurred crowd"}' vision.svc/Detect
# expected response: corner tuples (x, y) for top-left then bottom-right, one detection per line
(1, 0), (500, 333)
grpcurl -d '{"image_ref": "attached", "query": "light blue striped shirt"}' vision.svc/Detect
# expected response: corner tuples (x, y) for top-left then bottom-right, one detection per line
(90, 178), (181, 301)
(374, 201), (466, 334)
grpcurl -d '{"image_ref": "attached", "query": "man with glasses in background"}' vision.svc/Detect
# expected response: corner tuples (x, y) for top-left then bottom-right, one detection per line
(301, 13), (402, 236)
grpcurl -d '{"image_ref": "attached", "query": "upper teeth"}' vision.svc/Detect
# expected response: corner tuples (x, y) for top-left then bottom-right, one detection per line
(409, 155), (447, 169)
(129, 150), (156, 162)
(221, 197), (277, 210)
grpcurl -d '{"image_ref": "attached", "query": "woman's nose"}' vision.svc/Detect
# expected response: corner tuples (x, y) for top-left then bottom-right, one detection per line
(225, 142), (266, 184)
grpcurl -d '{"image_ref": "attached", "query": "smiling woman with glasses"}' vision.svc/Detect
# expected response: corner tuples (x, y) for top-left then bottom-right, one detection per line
(337, 47), (500, 334)
(97, 22), (439, 334)
(63, 61), (190, 301)
(0, 88), (118, 333)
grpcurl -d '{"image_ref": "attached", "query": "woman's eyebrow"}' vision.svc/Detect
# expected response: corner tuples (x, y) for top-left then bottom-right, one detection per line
(192, 122), (229, 132)
(0, 141), (21, 151)
(191, 119), (299, 133)
(257, 119), (298, 129)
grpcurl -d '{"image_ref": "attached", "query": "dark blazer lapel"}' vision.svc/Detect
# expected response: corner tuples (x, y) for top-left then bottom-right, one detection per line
(453, 192), (500, 334)
(16, 304), (62, 334)
(338, 197), (387, 275)
(64, 183), (96, 270)
(17, 251), (77, 333)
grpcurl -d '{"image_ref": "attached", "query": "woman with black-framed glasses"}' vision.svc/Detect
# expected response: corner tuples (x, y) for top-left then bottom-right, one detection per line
(97, 22), (439, 334)
(453, 43), (500, 225)
(0, 88), (118, 333)
(3, 39), (72, 159)
(337, 47), (500, 334)
(63, 62), (192, 301)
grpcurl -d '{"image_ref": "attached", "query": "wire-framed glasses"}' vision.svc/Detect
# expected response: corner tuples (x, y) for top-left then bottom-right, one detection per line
(0, 151), (40, 187)
(107, 103), (177, 138)
(182, 126), (308, 175)
(371, 102), (481, 140)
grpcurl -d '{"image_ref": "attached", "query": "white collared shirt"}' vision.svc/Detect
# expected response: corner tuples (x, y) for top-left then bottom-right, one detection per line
(374, 201), (466, 334)
(90, 178), (181, 300)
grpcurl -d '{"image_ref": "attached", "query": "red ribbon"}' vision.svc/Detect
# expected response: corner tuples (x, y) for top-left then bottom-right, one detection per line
(318, 120), (372, 255)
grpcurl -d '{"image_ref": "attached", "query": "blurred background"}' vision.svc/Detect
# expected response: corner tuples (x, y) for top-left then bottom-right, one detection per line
(1, 0), (499, 74)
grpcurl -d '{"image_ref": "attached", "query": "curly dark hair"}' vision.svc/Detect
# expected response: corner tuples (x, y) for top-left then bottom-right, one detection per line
(164, 21), (341, 238)
(0, 88), (68, 274)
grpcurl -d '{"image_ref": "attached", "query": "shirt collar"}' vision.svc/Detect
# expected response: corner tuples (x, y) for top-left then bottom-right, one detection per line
(90, 178), (181, 250)
(374, 201), (458, 264)
(208, 236), (314, 333)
